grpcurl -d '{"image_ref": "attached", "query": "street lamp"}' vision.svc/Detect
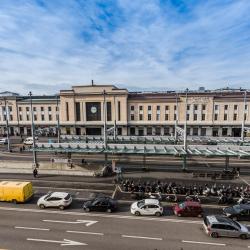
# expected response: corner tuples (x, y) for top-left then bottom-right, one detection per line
(29, 91), (37, 167)
(56, 94), (60, 143)
(103, 90), (107, 149)
(4, 98), (10, 151)
(241, 90), (247, 142)
(184, 88), (188, 151)
(174, 92), (179, 143)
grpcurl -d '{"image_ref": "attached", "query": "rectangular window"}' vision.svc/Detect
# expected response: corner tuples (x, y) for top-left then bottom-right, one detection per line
(165, 105), (169, 110)
(214, 113), (218, 120)
(107, 102), (112, 121)
(139, 114), (143, 121)
(148, 105), (151, 111)
(130, 105), (134, 111)
(34, 115), (37, 121)
(193, 127), (199, 136)
(165, 114), (169, 120)
(233, 114), (237, 120)
(245, 104), (248, 110)
(174, 114), (176, 120)
(66, 102), (69, 121)
(193, 114), (197, 120)
(9, 115), (13, 121)
(48, 106), (52, 112)
(18, 107), (22, 112)
(26, 115), (30, 121)
(186, 114), (190, 121)
(244, 113), (247, 120)
(19, 115), (22, 121)
(139, 105), (143, 111)
(157, 105), (160, 111)
(156, 114), (160, 120)
(174, 105), (176, 110)
(215, 105), (218, 110)
(33, 107), (36, 111)
(224, 114), (228, 120)
(56, 106), (59, 111)
(222, 128), (228, 136)
(155, 127), (161, 135)
(130, 127), (135, 135)
(164, 127), (170, 135)
(202, 105), (206, 111)
(194, 104), (198, 111)
(118, 101), (121, 121)
(224, 105), (228, 110)
(147, 127), (152, 135)
(75, 102), (81, 121)
(234, 105), (238, 110)
(187, 104), (190, 110)
(26, 107), (29, 111)
(41, 114), (45, 121)
(8, 106), (12, 112)
(148, 114), (151, 120)
(49, 114), (52, 121)
(41, 107), (44, 111)
(130, 114), (134, 121)
(202, 114), (206, 120)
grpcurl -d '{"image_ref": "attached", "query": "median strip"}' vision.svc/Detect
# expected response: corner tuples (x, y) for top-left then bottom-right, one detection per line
(182, 240), (226, 246)
(122, 235), (162, 241)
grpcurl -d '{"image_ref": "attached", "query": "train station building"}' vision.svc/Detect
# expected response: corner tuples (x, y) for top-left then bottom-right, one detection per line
(0, 85), (249, 137)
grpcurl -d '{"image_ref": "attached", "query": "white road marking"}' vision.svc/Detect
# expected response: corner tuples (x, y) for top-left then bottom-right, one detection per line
(239, 177), (250, 186)
(27, 238), (87, 246)
(43, 219), (98, 226)
(15, 226), (50, 231)
(67, 230), (104, 236)
(122, 235), (162, 241)
(0, 206), (202, 225)
(182, 240), (226, 246)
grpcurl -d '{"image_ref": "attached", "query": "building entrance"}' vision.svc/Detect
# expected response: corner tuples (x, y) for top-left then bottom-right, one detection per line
(232, 128), (241, 137)
(86, 127), (101, 135)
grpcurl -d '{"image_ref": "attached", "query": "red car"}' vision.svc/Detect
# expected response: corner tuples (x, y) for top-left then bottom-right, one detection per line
(173, 201), (203, 217)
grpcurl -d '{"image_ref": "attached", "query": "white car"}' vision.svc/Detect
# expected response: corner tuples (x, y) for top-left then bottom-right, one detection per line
(37, 192), (72, 210)
(23, 137), (38, 145)
(130, 199), (163, 216)
(0, 138), (8, 144)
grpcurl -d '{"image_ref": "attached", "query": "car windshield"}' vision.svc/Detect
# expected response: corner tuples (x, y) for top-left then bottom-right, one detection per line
(137, 200), (145, 208)
(65, 194), (71, 200)
(233, 205), (244, 213)
(178, 203), (185, 209)
(231, 220), (241, 230)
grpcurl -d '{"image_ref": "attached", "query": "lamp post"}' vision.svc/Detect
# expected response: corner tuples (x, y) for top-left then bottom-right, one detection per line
(29, 91), (37, 167)
(4, 98), (10, 151)
(241, 90), (247, 142)
(174, 92), (179, 143)
(103, 90), (107, 164)
(182, 88), (188, 171)
(113, 95), (117, 141)
(56, 94), (60, 143)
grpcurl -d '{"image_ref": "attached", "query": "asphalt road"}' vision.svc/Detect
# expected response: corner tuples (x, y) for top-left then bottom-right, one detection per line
(0, 201), (249, 250)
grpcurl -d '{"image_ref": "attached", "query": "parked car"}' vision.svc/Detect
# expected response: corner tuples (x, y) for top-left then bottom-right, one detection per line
(0, 138), (8, 144)
(173, 201), (203, 217)
(130, 199), (163, 216)
(83, 197), (117, 213)
(203, 215), (250, 239)
(23, 137), (38, 145)
(223, 204), (250, 221)
(37, 192), (72, 210)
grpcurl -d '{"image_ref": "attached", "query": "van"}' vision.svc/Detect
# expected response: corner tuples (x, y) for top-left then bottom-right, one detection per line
(0, 181), (34, 203)
(173, 201), (203, 217)
(23, 137), (38, 145)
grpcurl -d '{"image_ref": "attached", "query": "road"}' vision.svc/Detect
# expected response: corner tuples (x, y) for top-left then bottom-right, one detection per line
(0, 202), (249, 250)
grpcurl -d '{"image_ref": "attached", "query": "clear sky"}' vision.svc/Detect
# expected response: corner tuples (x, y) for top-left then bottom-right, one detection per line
(0, 0), (250, 95)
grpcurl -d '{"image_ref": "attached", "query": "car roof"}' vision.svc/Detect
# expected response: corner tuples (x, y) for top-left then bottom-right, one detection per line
(144, 199), (160, 205)
(206, 215), (233, 225)
(49, 192), (69, 198)
(184, 201), (201, 207)
(238, 204), (250, 209)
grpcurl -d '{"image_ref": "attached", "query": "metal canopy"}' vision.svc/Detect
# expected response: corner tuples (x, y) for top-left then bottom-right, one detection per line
(30, 142), (250, 158)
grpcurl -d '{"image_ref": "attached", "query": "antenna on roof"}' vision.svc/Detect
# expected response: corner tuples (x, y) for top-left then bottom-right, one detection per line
(91, 80), (94, 86)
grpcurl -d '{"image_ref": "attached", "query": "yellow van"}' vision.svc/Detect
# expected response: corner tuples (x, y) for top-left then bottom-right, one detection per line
(0, 181), (33, 203)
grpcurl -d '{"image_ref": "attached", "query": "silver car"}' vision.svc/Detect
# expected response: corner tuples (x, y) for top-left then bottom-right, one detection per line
(203, 215), (250, 240)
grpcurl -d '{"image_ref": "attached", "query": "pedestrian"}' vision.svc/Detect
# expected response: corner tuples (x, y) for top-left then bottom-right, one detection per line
(33, 168), (38, 178)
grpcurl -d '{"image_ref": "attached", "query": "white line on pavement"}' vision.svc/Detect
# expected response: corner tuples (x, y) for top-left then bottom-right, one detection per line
(67, 230), (104, 236)
(15, 226), (50, 231)
(182, 240), (226, 246)
(239, 177), (250, 186)
(0, 206), (202, 225)
(122, 235), (162, 241)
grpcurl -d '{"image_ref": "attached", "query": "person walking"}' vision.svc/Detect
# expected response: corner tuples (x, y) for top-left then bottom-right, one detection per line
(33, 168), (38, 178)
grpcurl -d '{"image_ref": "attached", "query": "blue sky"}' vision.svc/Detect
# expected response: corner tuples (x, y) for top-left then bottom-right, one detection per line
(0, 0), (250, 94)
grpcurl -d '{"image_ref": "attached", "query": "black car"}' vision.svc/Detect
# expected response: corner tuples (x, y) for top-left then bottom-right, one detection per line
(223, 204), (250, 221)
(83, 197), (118, 213)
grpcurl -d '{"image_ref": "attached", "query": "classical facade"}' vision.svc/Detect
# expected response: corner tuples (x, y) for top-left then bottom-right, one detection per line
(0, 85), (249, 137)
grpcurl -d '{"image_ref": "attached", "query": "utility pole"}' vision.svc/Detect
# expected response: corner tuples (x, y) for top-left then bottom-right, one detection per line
(182, 88), (188, 171)
(241, 90), (247, 142)
(4, 98), (10, 151)
(103, 90), (107, 164)
(29, 91), (37, 168)
(56, 94), (60, 143)
(113, 95), (117, 141)
(174, 92), (179, 143)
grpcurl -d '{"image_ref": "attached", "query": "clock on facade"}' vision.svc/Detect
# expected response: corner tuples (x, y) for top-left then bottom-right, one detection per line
(91, 106), (97, 114)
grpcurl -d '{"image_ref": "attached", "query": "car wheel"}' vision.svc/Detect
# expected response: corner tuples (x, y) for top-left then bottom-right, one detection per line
(135, 211), (140, 216)
(39, 204), (45, 209)
(59, 205), (65, 210)
(107, 208), (112, 213)
(211, 232), (219, 238)
(240, 234), (247, 240)
(84, 207), (90, 212)
(177, 213), (181, 217)
(155, 212), (161, 217)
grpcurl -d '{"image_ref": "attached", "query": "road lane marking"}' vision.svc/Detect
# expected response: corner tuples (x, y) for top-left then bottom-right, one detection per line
(239, 177), (250, 186)
(182, 240), (226, 246)
(67, 230), (104, 236)
(15, 226), (50, 231)
(122, 235), (162, 241)
(43, 219), (98, 226)
(27, 238), (87, 246)
(0, 206), (203, 225)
